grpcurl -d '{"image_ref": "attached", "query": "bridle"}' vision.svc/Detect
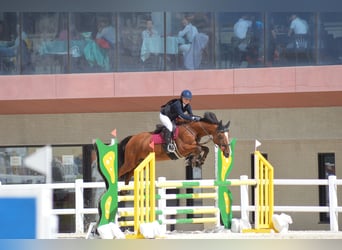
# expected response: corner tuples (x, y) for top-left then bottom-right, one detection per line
(197, 122), (231, 149)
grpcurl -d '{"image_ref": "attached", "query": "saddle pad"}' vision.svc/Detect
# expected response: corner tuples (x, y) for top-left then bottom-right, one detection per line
(151, 127), (179, 145)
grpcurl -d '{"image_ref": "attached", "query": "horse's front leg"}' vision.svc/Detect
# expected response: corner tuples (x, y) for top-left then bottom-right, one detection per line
(199, 146), (209, 165)
(192, 146), (209, 167)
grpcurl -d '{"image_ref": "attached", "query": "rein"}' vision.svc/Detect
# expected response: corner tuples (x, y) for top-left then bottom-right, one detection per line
(197, 121), (214, 145)
(182, 122), (212, 145)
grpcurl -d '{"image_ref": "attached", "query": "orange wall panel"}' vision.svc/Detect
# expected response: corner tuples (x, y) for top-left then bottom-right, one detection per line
(1, 65), (342, 114)
(114, 71), (174, 97)
(55, 73), (115, 98)
(233, 67), (297, 94)
(295, 65), (342, 92)
(0, 75), (56, 100)
(173, 69), (234, 95)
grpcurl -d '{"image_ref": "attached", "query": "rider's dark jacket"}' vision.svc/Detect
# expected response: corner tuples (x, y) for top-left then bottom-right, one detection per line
(160, 99), (193, 121)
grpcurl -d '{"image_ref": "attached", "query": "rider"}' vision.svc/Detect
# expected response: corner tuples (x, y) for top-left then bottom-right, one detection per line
(160, 89), (200, 152)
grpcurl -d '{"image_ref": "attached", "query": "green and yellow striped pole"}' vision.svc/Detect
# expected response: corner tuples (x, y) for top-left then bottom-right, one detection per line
(216, 138), (236, 229)
(95, 138), (118, 227)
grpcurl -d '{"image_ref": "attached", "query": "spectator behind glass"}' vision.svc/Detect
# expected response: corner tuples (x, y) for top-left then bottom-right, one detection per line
(142, 19), (159, 40)
(0, 24), (28, 58)
(232, 15), (253, 54)
(178, 15), (198, 54)
(288, 14), (309, 37)
(96, 17), (115, 49)
(233, 15), (252, 40)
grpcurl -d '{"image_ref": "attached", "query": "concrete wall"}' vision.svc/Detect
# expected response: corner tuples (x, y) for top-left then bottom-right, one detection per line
(0, 106), (341, 230)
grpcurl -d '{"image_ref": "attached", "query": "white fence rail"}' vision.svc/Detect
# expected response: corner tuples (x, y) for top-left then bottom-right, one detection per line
(1, 175), (341, 235)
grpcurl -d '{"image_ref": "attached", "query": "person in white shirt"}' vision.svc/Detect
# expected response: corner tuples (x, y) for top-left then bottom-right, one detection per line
(288, 14), (309, 36)
(140, 19), (160, 68)
(232, 15), (253, 55)
(233, 15), (252, 40)
(178, 16), (198, 54)
(141, 19), (159, 40)
(287, 14), (310, 50)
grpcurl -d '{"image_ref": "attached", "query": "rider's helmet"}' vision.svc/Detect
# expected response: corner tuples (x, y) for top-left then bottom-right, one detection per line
(181, 89), (192, 100)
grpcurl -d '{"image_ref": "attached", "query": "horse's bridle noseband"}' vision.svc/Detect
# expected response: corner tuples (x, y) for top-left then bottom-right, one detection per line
(196, 122), (231, 148)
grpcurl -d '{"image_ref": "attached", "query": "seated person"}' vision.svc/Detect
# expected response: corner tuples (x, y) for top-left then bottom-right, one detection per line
(140, 19), (160, 67)
(83, 17), (115, 71)
(142, 19), (159, 40)
(96, 17), (115, 49)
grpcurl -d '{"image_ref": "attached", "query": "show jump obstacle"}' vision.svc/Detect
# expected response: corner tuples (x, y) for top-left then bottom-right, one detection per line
(94, 135), (274, 238)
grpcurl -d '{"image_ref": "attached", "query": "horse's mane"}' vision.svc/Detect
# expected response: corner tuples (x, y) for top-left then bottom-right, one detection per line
(200, 112), (219, 124)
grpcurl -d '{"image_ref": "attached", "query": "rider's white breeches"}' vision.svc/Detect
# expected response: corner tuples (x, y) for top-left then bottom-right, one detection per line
(159, 113), (173, 132)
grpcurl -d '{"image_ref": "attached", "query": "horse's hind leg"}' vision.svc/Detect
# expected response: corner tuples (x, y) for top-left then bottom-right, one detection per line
(118, 163), (133, 185)
(124, 170), (134, 186)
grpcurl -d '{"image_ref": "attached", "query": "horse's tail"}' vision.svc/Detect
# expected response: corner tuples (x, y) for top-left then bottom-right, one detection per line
(118, 135), (133, 169)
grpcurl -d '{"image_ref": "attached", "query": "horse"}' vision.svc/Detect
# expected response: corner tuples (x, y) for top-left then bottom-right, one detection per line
(117, 111), (231, 185)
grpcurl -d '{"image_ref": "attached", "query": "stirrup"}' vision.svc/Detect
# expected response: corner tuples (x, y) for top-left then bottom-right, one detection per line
(167, 143), (175, 153)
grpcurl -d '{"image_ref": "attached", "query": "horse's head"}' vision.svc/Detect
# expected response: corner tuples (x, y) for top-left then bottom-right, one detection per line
(213, 120), (231, 158)
(195, 112), (231, 158)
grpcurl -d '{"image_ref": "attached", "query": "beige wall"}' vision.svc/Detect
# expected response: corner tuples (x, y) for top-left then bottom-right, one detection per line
(1, 106), (342, 230)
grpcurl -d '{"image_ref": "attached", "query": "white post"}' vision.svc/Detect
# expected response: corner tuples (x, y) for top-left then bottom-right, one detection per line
(328, 175), (338, 232)
(240, 175), (249, 222)
(75, 179), (84, 234)
(214, 145), (218, 181)
(214, 145), (220, 227)
(157, 177), (167, 234)
(254, 151), (259, 229)
(215, 185), (221, 228)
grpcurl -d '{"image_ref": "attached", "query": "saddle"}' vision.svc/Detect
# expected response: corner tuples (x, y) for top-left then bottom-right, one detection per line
(151, 125), (179, 144)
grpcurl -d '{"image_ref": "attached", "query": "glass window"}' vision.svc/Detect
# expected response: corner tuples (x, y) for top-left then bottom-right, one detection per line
(24, 12), (67, 74)
(136, 12), (165, 71)
(215, 12), (265, 69)
(27, 12), (117, 74)
(318, 13), (342, 65)
(318, 153), (336, 223)
(0, 145), (83, 184)
(0, 147), (44, 183)
(118, 12), (152, 71)
(54, 12), (118, 73)
(2, 10), (342, 75)
(166, 12), (213, 70)
(267, 12), (315, 67)
(0, 12), (20, 75)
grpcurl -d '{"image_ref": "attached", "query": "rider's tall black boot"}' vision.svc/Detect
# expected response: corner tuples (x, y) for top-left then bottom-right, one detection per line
(164, 129), (175, 153)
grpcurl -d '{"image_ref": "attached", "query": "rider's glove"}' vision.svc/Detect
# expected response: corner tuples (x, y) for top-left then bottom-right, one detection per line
(192, 116), (201, 121)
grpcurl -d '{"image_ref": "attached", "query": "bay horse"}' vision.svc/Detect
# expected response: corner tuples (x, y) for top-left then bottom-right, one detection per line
(118, 111), (231, 185)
